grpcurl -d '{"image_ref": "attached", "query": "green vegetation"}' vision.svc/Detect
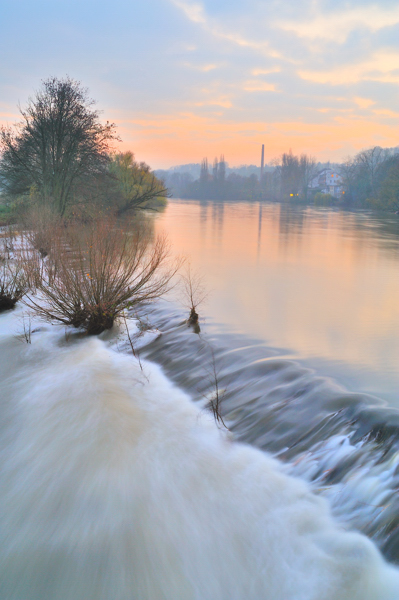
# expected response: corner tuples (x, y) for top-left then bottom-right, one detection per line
(0, 77), (168, 221)
(0, 77), (173, 334)
(341, 147), (399, 210)
(108, 152), (168, 214)
(0, 203), (13, 226)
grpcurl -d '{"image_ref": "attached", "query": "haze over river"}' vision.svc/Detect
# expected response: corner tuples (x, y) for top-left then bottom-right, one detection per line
(154, 200), (399, 406)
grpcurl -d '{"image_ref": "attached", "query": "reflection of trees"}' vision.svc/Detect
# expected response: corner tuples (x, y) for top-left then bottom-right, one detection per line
(351, 212), (399, 257)
(196, 200), (225, 247)
(276, 204), (307, 255)
(278, 204), (306, 236)
(211, 201), (225, 242)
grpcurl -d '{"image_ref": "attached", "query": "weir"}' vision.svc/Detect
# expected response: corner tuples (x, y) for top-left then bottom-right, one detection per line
(1, 304), (399, 599)
(136, 299), (399, 563)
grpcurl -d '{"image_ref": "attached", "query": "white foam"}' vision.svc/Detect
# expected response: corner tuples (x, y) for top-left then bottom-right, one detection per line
(0, 326), (398, 600)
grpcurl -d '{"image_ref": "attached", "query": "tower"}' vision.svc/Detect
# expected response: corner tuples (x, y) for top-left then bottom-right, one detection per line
(260, 144), (265, 180)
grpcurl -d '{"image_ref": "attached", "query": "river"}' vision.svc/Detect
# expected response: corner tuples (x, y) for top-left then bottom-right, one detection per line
(153, 200), (399, 405)
(135, 199), (399, 562)
(1, 203), (399, 599)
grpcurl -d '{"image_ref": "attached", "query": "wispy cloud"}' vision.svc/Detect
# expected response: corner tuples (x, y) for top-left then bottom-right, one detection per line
(170, 0), (206, 24)
(299, 50), (399, 85)
(169, 0), (281, 58)
(243, 81), (277, 92)
(184, 62), (220, 72)
(251, 67), (281, 77)
(353, 97), (375, 109)
(278, 5), (399, 42)
(195, 97), (233, 107)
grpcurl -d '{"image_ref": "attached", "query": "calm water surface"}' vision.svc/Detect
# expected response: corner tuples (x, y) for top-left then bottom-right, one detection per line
(155, 200), (399, 406)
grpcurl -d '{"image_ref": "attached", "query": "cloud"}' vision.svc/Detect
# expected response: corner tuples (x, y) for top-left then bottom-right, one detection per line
(184, 62), (220, 72)
(170, 0), (206, 24)
(251, 67), (281, 76)
(299, 50), (399, 85)
(278, 5), (399, 43)
(169, 0), (281, 58)
(373, 108), (399, 118)
(243, 81), (277, 92)
(354, 97), (375, 109)
(195, 97), (233, 107)
(1, 0), (399, 168)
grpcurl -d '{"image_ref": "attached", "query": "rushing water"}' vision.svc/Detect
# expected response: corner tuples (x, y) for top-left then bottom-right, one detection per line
(1, 306), (399, 599)
(2, 205), (399, 599)
(133, 200), (399, 562)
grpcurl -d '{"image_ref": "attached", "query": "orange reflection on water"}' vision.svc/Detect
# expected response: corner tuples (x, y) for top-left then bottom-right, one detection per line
(155, 200), (399, 401)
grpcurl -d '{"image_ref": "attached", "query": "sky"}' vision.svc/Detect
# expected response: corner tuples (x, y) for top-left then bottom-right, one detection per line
(0, 0), (399, 169)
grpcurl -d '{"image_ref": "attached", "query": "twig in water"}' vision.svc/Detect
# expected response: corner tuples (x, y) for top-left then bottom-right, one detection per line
(15, 314), (32, 344)
(123, 313), (149, 382)
(201, 344), (229, 430)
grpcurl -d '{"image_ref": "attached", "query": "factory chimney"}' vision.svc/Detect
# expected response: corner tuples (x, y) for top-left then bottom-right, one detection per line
(260, 144), (265, 181)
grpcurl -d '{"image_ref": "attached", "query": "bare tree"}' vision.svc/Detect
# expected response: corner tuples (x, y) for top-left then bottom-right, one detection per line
(0, 76), (118, 216)
(299, 154), (317, 200)
(23, 217), (181, 334)
(341, 146), (395, 204)
(275, 150), (317, 200)
(280, 150), (301, 197)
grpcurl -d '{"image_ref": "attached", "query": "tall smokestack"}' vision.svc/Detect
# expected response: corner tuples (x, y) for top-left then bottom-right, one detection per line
(260, 144), (265, 181)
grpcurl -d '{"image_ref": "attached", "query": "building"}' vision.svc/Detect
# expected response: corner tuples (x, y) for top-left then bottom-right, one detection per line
(309, 168), (344, 198)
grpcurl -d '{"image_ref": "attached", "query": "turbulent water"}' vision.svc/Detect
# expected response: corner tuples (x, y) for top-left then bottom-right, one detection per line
(1, 303), (399, 599)
(135, 301), (399, 564)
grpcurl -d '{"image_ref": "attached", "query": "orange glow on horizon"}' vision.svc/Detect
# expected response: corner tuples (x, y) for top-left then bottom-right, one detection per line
(113, 111), (399, 169)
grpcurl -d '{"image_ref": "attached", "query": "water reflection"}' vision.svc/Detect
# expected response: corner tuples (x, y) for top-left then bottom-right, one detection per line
(155, 200), (399, 404)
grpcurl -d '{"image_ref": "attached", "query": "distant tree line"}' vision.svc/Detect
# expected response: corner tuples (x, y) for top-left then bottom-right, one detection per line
(156, 146), (399, 211)
(340, 147), (399, 210)
(0, 77), (167, 221)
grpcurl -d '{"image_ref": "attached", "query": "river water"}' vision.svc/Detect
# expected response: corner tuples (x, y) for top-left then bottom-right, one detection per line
(1, 205), (399, 599)
(135, 199), (399, 562)
(153, 200), (399, 405)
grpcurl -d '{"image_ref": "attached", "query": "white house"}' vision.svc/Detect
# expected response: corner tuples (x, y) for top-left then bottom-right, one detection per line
(309, 168), (344, 198)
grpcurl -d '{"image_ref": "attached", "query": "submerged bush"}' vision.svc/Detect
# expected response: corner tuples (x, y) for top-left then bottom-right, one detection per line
(0, 261), (28, 311)
(24, 217), (180, 334)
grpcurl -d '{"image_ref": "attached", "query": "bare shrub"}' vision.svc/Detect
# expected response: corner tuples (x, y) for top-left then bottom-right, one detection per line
(23, 205), (62, 258)
(23, 217), (180, 335)
(0, 224), (16, 259)
(181, 264), (207, 332)
(0, 261), (28, 311)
